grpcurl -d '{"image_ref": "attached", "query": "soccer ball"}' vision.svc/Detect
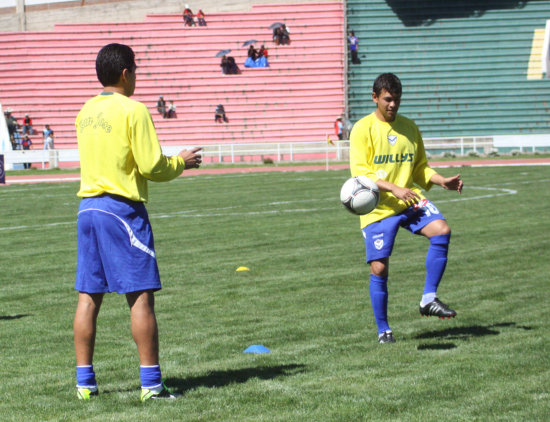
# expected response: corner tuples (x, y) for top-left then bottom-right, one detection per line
(340, 176), (380, 215)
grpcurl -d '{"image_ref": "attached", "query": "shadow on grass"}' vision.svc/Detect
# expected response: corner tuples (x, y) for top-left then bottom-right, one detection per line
(166, 364), (306, 394)
(98, 364), (307, 396)
(417, 343), (457, 350)
(415, 322), (532, 343)
(0, 314), (30, 321)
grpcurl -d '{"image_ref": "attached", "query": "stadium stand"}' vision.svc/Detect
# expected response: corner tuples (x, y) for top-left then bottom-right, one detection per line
(347, 0), (550, 139)
(0, 0), (334, 33)
(0, 2), (345, 150)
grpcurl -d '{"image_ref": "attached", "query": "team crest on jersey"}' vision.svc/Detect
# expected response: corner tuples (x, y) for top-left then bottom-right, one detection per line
(387, 135), (397, 146)
(376, 170), (387, 179)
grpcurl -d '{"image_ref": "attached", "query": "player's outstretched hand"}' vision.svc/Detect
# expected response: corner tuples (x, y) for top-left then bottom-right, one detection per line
(179, 147), (202, 169)
(441, 174), (463, 194)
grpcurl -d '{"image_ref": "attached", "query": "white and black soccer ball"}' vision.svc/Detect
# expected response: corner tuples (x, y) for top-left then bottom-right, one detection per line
(340, 176), (380, 215)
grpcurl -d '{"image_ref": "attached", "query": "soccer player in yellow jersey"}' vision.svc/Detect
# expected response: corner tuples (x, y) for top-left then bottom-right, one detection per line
(73, 43), (202, 400)
(349, 73), (463, 344)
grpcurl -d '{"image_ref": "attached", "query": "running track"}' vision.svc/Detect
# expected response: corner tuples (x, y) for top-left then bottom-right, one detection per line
(2, 158), (550, 185)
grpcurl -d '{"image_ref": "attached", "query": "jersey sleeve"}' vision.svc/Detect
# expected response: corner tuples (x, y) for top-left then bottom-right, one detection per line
(130, 104), (185, 182)
(349, 120), (379, 182)
(411, 125), (436, 190)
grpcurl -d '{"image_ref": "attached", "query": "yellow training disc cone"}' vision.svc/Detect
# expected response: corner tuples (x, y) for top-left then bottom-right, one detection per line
(236, 266), (250, 272)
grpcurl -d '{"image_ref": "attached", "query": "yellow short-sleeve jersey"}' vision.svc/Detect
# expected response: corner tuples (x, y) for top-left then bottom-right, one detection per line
(349, 112), (437, 228)
(76, 92), (185, 202)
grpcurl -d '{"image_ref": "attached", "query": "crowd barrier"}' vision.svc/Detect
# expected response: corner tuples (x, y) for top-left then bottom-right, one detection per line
(2, 135), (550, 170)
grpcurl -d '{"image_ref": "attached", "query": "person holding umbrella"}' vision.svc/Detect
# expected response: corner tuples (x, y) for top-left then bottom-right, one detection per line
(217, 49), (239, 74)
(272, 23), (290, 45)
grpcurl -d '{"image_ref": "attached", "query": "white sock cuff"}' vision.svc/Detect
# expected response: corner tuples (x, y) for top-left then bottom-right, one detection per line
(76, 384), (97, 389)
(420, 293), (437, 307)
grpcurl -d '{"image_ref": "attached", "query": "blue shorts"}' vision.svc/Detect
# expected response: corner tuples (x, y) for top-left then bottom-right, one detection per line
(362, 199), (445, 263)
(75, 194), (161, 294)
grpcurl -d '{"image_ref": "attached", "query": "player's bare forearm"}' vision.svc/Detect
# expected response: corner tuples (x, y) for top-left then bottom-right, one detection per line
(375, 179), (398, 193)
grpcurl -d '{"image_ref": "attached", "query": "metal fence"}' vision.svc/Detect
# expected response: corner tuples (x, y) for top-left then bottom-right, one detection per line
(4, 135), (550, 169)
(161, 141), (349, 164)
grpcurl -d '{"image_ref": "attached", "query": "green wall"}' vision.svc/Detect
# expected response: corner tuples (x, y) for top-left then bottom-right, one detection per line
(347, 0), (550, 137)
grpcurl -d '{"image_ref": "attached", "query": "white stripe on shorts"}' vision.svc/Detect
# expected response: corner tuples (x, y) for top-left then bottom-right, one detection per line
(78, 208), (156, 259)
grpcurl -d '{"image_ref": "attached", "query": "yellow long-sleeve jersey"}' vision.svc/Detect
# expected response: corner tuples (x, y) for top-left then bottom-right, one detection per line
(76, 92), (185, 202)
(349, 112), (437, 228)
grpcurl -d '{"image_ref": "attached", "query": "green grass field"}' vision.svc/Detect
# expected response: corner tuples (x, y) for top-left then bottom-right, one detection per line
(0, 165), (549, 421)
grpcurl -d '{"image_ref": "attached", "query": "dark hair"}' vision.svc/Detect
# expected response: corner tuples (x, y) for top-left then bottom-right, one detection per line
(373, 73), (402, 97)
(96, 43), (136, 87)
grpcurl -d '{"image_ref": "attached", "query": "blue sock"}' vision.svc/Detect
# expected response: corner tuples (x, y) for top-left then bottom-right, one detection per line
(140, 365), (162, 389)
(76, 365), (97, 388)
(423, 234), (451, 296)
(369, 274), (391, 334)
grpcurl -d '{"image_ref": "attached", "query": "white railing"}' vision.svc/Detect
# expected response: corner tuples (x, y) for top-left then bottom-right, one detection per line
(423, 136), (495, 155)
(3, 134), (550, 169)
(161, 140), (348, 164)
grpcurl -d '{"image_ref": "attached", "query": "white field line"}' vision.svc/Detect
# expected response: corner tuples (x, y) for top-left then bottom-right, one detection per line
(433, 162), (550, 168)
(3, 160), (549, 185)
(4, 176), (80, 184)
(0, 221), (74, 231)
(0, 184), (522, 232)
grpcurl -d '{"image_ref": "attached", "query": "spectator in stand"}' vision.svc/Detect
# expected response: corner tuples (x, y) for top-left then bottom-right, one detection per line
(256, 45), (269, 67)
(183, 5), (195, 26)
(284, 25), (291, 44)
(215, 104), (228, 123)
(167, 101), (177, 118)
(5, 109), (16, 126)
(22, 134), (32, 150)
(274, 25), (290, 45)
(6, 110), (22, 149)
(348, 31), (361, 64)
(220, 55), (239, 74)
(274, 27), (283, 45)
(22, 135), (32, 169)
(197, 9), (206, 26)
(273, 26), (280, 45)
(220, 55), (230, 74)
(227, 56), (239, 74)
(22, 113), (34, 135)
(157, 95), (167, 118)
(335, 116), (344, 140)
(44, 130), (54, 150)
(245, 45), (258, 68)
(5, 109), (18, 148)
(43, 124), (53, 140)
(244, 45), (269, 68)
(279, 24), (290, 45)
